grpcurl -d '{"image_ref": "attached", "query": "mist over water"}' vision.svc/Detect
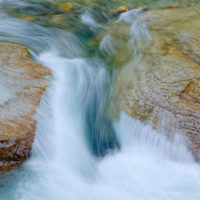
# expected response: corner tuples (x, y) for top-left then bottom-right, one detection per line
(0, 1), (200, 200)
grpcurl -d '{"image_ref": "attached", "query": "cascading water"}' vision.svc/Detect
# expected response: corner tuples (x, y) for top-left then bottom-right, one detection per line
(0, 1), (200, 200)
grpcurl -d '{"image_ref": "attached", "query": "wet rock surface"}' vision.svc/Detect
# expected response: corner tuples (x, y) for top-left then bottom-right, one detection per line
(0, 42), (51, 171)
(114, 5), (200, 160)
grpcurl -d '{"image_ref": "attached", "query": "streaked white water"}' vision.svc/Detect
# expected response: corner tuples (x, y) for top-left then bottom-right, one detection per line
(0, 3), (200, 200)
(9, 51), (200, 200)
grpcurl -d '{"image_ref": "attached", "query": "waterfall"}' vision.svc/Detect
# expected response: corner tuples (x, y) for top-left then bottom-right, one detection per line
(0, 2), (200, 200)
(11, 51), (200, 200)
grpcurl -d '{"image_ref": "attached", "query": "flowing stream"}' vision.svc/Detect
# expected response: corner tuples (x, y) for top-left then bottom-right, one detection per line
(1, 1), (200, 200)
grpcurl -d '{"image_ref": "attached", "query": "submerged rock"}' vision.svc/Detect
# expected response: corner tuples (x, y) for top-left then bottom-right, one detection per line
(0, 43), (51, 171)
(19, 16), (36, 21)
(111, 5), (200, 160)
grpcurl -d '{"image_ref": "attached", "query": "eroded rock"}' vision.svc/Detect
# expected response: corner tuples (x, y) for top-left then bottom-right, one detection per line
(0, 42), (51, 171)
(112, 5), (200, 160)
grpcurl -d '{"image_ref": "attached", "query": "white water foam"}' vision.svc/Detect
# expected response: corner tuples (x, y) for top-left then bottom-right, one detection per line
(10, 51), (200, 200)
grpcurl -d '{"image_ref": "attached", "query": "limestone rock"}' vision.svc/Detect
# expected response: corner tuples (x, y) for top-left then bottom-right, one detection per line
(113, 5), (200, 160)
(0, 42), (51, 171)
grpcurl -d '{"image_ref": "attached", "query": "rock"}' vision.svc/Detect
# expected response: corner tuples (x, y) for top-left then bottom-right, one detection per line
(164, 5), (179, 9)
(0, 42), (51, 171)
(111, 5), (200, 160)
(19, 16), (36, 21)
(58, 2), (73, 11)
(135, 6), (148, 11)
(111, 6), (129, 16)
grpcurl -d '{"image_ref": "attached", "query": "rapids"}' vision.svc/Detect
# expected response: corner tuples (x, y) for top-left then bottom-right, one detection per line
(0, 1), (200, 200)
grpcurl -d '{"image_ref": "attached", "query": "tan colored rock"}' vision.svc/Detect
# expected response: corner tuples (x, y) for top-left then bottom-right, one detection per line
(111, 6), (129, 16)
(0, 42), (51, 171)
(112, 5), (200, 160)
(135, 6), (148, 11)
(164, 5), (179, 9)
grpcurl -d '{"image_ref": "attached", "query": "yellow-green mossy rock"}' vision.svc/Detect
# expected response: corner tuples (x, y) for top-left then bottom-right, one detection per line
(111, 6), (129, 16)
(58, 2), (73, 11)
(19, 16), (36, 21)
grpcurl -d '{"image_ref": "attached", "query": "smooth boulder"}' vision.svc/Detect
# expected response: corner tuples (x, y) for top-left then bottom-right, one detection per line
(112, 5), (200, 160)
(0, 42), (51, 171)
